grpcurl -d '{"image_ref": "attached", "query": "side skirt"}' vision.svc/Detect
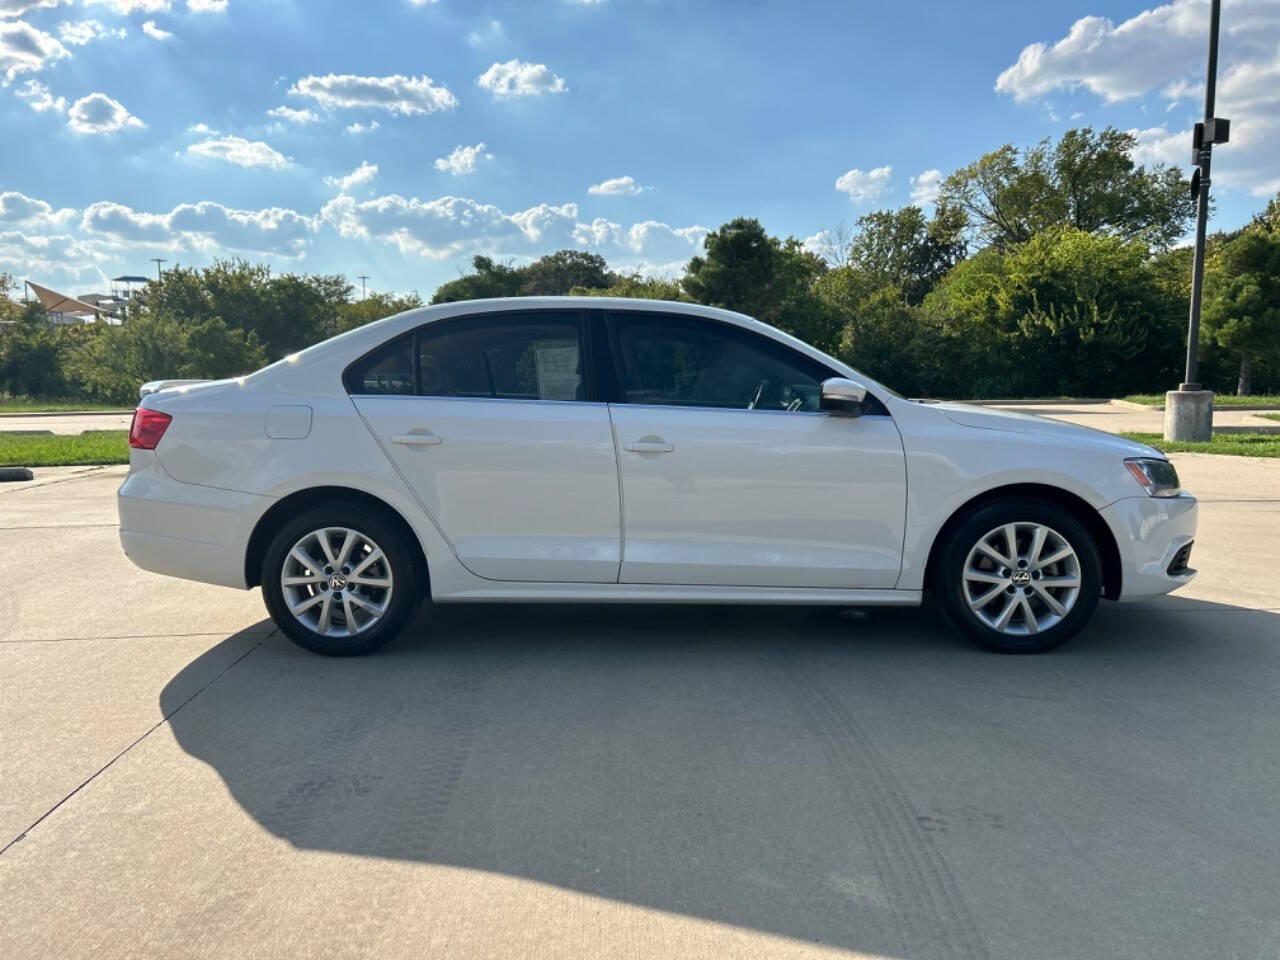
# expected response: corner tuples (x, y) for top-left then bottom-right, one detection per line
(432, 584), (923, 606)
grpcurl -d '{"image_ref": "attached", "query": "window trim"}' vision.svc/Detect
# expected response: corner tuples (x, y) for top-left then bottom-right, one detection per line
(343, 308), (592, 402)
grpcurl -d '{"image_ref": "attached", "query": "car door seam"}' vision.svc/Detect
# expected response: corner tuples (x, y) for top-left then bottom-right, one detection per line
(607, 404), (626, 585)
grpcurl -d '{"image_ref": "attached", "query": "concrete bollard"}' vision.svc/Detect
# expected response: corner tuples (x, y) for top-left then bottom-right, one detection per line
(1164, 390), (1214, 442)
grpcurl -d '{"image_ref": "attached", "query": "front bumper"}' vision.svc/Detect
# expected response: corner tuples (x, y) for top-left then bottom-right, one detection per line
(1098, 493), (1198, 601)
(118, 451), (269, 589)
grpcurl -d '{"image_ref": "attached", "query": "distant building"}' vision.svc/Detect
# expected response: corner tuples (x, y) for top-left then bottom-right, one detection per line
(19, 275), (151, 325)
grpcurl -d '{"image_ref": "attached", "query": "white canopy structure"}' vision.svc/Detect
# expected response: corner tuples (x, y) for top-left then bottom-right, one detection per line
(24, 281), (104, 323)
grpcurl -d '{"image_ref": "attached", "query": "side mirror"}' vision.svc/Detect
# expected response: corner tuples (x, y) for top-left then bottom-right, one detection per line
(820, 377), (867, 417)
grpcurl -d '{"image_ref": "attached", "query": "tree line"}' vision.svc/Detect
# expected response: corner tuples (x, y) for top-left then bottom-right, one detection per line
(2, 127), (1278, 404)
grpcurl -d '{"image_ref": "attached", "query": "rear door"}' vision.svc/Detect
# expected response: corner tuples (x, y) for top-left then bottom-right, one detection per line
(603, 310), (907, 588)
(351, 310), (622, 583)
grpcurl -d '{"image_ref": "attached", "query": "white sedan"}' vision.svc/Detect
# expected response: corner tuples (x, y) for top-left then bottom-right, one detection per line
(118, 297), (1197, 656)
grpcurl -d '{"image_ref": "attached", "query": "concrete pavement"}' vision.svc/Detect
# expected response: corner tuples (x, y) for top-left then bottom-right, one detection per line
(2, 459), (1279, 959)
(990, 400), (1280, 434)
(0, 412), (132, 435)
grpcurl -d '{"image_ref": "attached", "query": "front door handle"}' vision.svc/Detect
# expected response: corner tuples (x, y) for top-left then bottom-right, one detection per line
(391, 431), (442, 447)
(623, 437), (674, 454)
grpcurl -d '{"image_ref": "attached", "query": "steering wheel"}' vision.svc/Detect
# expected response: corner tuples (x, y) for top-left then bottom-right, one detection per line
(747, 378), (769, 410)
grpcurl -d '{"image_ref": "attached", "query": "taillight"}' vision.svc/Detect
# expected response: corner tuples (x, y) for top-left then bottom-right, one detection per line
(129, 407), (172, 450)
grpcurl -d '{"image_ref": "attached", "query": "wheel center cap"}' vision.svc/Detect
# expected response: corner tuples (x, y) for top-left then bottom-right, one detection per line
(1011, 570), (1031, 587)
(328, 573), (347, 591)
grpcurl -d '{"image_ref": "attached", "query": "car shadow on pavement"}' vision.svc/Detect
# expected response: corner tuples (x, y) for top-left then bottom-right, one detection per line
(162, 598), (1280, 959)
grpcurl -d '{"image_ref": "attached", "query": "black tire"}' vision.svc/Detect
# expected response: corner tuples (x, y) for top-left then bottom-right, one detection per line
(261, 502), (422, 656)
(934, 497), (1101, 654)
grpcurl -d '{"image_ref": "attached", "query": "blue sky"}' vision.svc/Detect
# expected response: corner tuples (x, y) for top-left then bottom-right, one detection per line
(2, 0), (1277, 297)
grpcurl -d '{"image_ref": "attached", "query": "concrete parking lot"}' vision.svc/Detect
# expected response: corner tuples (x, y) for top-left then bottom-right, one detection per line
(2, 456), (1279, 959)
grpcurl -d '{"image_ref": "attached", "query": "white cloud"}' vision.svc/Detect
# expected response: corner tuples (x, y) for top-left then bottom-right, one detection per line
(82, 200), (317, 257)
(467, 19), (504, 48)
(83, 0), (168, 12)
(406, 0), (438, 5)
(344, 119), (379, 136)
(289, 73), (457, 116)
(141, 20), (171, 39)
(477, 59), (567, 99)
(187, 134), (288, 169)
(0, 1), (71, 18)
(434, 142), (492, 176)
(0, 190), (75, 227)
(67, 93), (144, 134)
(996, 0), (1280, 197)
(267, 104), (317, 124)
(834, 165), (892, 202)
(321, 190), (704, 270)
(83, 0), (225, 11)
(0, 20), (69, 81)
(909, 168), (943, 207)
(587, 175), (646, 196)
(0, 229), (108, 288)
(16, 78), (66, 113)
(58, 19), (126, 45)
(325, 161), (378, 192)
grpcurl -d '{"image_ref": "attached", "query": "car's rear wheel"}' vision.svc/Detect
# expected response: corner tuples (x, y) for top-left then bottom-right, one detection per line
(261, 504), (421, 656)
(935, 498), (1101, 653)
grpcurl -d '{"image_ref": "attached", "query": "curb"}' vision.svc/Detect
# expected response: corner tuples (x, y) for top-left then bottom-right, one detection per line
(0, 410), (133, 419)
(959, 398), (1113, 407)
(1110, 399), (1157, 411)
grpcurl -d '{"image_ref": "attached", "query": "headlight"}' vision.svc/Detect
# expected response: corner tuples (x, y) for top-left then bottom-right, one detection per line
(1125, 457), (1181, 498)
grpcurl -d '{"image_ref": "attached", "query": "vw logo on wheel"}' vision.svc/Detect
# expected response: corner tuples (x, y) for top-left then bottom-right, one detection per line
(1010, 570), (1032, 587)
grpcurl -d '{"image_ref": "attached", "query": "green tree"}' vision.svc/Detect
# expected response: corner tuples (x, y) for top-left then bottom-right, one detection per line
(519, 250), (616, 295)
(939, 127), (1193, 249)
(840, 204), (967, 305)
(430, 256), (524, 303)
(682, 218), (836, 350)
(921, 229), (1183, 397)
(0, 303), (67, 398)
(139, 259), (346, 360)
(569, 273), (686, 300)
(66, 311), (268, 404)
(1202, 227), (1280, 395)
(337, 291), (424, 333)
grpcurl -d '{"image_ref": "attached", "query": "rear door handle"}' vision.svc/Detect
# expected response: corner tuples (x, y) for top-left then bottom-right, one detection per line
(391, 431), (442, 447)
(623, 437), (674, 454)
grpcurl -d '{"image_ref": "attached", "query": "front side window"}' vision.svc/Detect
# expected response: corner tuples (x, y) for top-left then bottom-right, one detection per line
(417, 312), (585, 402)
(609, 312), (830, 411)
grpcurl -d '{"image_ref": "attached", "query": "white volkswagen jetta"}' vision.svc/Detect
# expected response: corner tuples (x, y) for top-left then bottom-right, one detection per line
(118, 297), (1197, 656)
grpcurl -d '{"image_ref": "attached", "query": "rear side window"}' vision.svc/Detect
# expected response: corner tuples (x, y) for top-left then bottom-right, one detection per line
(608, 312), (831, 411)
(344, 335), (414, 395)
(417, 312), (585, 402)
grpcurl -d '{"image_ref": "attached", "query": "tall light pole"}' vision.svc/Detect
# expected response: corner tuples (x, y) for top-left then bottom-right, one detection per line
(358, 275), (369, 299)
(1165, 0), (1229, 442)
(151, 258), (167, 282)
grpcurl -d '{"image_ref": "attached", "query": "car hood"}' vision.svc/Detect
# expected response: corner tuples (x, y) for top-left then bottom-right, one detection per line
(928, 402), (1163, 458)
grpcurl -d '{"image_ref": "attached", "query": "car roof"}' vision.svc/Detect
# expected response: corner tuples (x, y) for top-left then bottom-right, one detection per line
(252, 295), (893, 401)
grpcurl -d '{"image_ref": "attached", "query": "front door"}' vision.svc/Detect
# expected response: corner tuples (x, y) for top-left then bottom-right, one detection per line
(604, 311), (906, 589)
(352, 310), (622, 583)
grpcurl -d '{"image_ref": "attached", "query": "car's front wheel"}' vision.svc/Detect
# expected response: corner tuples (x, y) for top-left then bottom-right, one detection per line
(935, 498), (1101, 653)
(261, 504), (421, 656)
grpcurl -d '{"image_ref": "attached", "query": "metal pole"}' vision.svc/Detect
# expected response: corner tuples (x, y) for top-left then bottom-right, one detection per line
(1182, 0), (1221, 390)
(358, 275), (369, 299)
(151, 258), (167, 282)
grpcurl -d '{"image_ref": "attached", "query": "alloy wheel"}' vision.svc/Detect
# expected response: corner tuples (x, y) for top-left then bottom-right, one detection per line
(962, 522), (1081, 636)
(279, 526), (394, 638)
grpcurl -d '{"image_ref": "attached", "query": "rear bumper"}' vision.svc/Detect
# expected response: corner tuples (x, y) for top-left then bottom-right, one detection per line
(1099, 493), (1198, 601)
(117, 452), (268, 589)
